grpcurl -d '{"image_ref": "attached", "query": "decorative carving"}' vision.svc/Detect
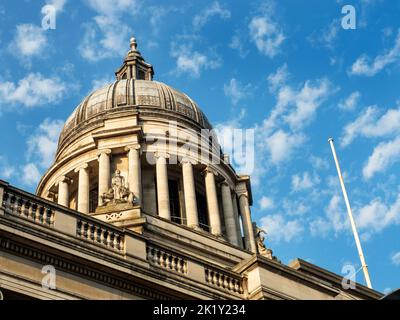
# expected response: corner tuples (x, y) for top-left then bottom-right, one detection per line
(106, 212), (123, 221)
(255, 225), (279, 262)
(100, 170), (138, 207)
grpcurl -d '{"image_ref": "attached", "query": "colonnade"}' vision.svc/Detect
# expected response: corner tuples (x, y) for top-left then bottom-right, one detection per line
(55, 148), (256, 252)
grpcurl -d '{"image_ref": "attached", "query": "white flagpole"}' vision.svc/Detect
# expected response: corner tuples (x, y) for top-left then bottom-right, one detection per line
(328, 137), (373, 289)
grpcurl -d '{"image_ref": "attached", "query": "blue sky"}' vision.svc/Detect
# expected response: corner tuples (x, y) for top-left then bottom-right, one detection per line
(0, 0), (399, 293)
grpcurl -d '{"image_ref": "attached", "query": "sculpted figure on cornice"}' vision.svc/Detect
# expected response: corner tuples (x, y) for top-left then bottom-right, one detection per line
(100, 170), (137, 207)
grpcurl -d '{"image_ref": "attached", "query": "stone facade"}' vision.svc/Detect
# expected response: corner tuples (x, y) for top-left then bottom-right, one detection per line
(0, 38), (382, 300)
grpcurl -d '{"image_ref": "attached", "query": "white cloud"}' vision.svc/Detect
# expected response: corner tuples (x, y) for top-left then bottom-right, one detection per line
(309, 194), (348, 238)
(223, 78), (252, 105)
(356, 195), (400, 233)
(46, 0), (67, 12)
(349, 29), (400, 76)
(171, 44), (221, 78)
(260, 214), (303, 243)
(9, 24), (47, 59)
(79, 0), (140, 61)
(249, 16), (285, 58)
(193, 1), (230, 30)
(363, 137), (400, 179)
(229, 32), (248, 58)
(214, 109), (255, 175)
(26, 118), (64, 168)
(391, 252), (400, 266)
(267, 63), (289, 93)
(259, 196), (274, 210)
(338, 91), (361, 111)
(310, 155), (329, 171)
(311, 193), (400, 239)
(0, 73), (67, 109)
(291, 172), (319, 192)
(308, 19), (340, 49)
(341, 106), (400, 147)
(265, 130), (305, 165)
(0, 156), (15, 180)
(86, 0), (139, 16)
(283, 198), (310, 216)
(259, 66), (334, 169)
(309, 217), (331, 238)
(79, 18), (131, 61)
(22, 163), (42, 187)
(264, 77), (334, 132)
(283, 79), (333, 131)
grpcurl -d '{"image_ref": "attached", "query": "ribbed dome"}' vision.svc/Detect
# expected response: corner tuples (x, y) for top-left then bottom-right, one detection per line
(59, 79), (213, 151)
(58, 38), (213, 154)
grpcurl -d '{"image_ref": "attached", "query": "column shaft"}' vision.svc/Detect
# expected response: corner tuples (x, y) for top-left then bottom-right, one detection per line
(98, 150), (111, 206)
(127, 146), (142, 205)
(221, 183), (239, 245)
(204, 169), (221, 235)
(182, 161), (199, 228)
(77, 165), (89, 214)
(239, 194), (257, 253)
(232, 193), (243, 248)
(57, 177), (69, 207)
(156, 154), (170, 220)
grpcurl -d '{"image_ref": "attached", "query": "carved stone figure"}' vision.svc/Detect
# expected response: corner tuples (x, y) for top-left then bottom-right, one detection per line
(100, 170), (137, 206)
(255, 225), (278, 261)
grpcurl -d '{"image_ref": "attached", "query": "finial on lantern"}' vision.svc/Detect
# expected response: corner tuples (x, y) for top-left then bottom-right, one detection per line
(130, 37), (137, 51)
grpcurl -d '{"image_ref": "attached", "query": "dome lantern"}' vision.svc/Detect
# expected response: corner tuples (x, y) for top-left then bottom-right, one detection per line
(115, 36), (154, 81)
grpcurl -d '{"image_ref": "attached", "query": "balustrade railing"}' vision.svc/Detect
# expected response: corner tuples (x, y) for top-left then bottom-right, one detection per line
(2, 190), (54, 227)
(76, 219), (124, 252)
(146, 244), (187, 274)
(205, 267), (244, 295)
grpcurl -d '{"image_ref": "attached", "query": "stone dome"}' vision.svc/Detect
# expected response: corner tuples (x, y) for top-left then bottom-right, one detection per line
(59, 79), (212, 150)
(57, 37), (213, 159)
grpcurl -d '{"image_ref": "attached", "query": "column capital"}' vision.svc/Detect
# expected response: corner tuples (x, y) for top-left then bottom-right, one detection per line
(218, 180), (230, 188)
(237, 191), (249, 199)
(56, 175), (71, 186)
(154, 151), (170, 160)
(74, 163), (89, 173)
(124, 144), (141, 152)
(202, 166), (218, 177)
(179, 157), (197, 166)
(97, 148), (112, 158)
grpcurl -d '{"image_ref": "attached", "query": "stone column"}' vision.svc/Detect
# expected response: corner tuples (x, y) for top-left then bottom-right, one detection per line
(125, 144), (142, 205)
(204, 167), (221, 236)
(221, 181), (239, 245)
(75, 164), (90, 214)
(232, 193), (243, 248)
(57, 176), (70, 207)
(97, 149), (111, 206)
(181, 158), (199, 229)
(238, 192), (257, 253)
(155, 152), (170, 220)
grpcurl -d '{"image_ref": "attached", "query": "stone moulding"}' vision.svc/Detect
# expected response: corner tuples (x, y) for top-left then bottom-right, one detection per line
(0, 236), (171, 300)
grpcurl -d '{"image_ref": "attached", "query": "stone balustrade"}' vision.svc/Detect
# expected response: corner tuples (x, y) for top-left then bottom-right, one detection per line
(0, 181), (246, 298)
(1, 189), (55, 227)
(146, 244), (187, 275)
(205, 267), (244, 295)
(76, 219), (124, 252)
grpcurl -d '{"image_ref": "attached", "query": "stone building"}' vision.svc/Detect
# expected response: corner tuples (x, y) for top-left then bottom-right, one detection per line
(0, 38), (382, 300)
